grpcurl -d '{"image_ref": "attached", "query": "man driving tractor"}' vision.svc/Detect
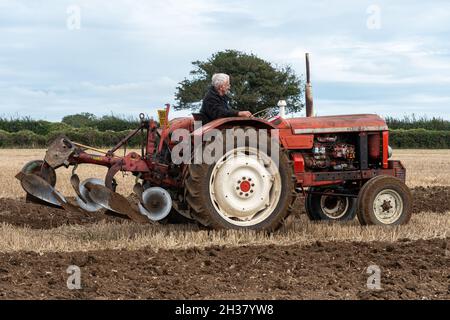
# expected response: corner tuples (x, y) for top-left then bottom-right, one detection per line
(199, 73), (252, 124)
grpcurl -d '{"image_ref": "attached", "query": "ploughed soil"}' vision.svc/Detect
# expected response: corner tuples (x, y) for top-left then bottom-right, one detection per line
(0, 186), (448, 300)
(0, 238), (448, 300)
(0, 197), (122, 229)
(410, 186), (450, 214)
(0, 186), (449, 229)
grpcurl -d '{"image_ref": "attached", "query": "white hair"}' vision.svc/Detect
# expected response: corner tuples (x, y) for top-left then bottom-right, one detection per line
(211, 73), (230, 89)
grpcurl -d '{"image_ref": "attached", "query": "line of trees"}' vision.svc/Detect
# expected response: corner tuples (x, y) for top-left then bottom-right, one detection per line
(1, 113), (448, 136)
(0, 114), (448, 148)
(0, 113), (139, 135)
(389, 129), (450, 148)
(0, 128), (141, 148)
(385, 114), (450, 131)
(2, 113), (448, 137)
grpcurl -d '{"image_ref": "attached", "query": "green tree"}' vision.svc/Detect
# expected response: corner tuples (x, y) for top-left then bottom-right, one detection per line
(175, 50), (304, 116)
(96, 114), (140, 132)
(62, 112), (96, 128)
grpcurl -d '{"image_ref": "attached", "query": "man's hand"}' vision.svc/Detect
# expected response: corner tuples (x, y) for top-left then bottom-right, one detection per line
(238, 111), (252, 118)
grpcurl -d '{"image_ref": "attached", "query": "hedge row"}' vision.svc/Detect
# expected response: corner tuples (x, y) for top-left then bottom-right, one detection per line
(0, 128), (141, 148)
(2, 114), (448, 135)
(0, 119), (73, 136)
(0, 128), (449, 149)
(389, 129), (450, 149)
(0, 114), (140, 135)
(385, 115), (450, 131)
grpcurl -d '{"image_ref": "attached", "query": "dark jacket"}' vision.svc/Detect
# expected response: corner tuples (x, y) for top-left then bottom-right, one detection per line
(199, 86), (238, 124)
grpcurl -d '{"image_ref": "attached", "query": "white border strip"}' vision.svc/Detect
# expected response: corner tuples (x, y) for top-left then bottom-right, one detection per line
(293, 126), (388, 134)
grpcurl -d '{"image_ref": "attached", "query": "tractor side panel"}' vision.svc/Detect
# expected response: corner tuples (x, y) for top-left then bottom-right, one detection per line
(286, 114), (388, 134)
(279, 129), (313, 149)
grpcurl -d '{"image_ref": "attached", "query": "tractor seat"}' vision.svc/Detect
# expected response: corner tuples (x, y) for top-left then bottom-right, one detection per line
(192, 113), (208, 124)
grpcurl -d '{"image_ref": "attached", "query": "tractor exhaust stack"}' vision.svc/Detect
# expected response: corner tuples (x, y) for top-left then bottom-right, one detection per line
(305, 53), (314, 117)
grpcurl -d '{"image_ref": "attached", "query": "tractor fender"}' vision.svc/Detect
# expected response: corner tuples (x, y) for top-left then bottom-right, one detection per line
(191, 117), (276, 138)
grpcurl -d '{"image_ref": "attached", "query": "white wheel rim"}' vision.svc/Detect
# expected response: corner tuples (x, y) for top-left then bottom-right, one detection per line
(373, 189), (403, 224)
(209, 147), (282, 227)
(319, 193), (349, 219)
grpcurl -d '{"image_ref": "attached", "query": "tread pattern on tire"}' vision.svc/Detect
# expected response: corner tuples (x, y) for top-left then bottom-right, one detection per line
(356, 176), (385, 225)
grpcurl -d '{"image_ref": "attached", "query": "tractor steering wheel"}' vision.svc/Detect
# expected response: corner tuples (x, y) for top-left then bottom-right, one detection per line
(251, 106), (275, 120)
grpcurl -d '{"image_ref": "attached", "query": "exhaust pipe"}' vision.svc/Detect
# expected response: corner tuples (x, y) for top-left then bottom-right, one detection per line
(305, 53), (314, 117)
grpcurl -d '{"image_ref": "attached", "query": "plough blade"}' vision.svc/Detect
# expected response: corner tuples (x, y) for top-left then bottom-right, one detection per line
(15, 171), (66, 207)
(16, 171), (87, 213)
(85, 183), (150, 223)
(70, 174), (83, 199)
(71, 175), (104, 212)
(16, 164), (165, 223)
(137, 186), (172, 222)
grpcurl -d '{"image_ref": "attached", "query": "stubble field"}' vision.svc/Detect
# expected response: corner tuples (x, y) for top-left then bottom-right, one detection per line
(0, 149), (448, 299)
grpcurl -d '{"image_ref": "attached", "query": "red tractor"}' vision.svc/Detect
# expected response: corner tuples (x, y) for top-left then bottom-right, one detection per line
(16, 54), (412, 230)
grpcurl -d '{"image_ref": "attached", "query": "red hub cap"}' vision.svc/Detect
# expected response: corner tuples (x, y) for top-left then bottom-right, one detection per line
(240, 180), (251, 193)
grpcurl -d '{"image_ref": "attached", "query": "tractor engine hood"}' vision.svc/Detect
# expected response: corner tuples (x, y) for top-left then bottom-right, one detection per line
(286, 114), (388, 134)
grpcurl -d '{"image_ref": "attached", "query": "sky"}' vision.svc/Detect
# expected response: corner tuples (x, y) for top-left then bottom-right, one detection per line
(0, 0), (449, 121)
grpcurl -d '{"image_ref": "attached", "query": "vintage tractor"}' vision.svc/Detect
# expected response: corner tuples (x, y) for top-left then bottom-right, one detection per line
(16, 54), (412, 230)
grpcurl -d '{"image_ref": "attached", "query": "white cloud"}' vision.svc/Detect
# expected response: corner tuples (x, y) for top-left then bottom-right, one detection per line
(283, 36), (450, 85)
(80, 77), (177, 94)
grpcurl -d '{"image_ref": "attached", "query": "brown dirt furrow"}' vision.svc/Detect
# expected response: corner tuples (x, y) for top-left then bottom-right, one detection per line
(0, 198), (121, 229)
(0, 238), (448, 300)
(0, 186), (448, 229)
(410, 186), (450, 214)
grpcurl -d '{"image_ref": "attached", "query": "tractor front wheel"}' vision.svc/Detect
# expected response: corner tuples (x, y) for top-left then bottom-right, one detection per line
(357, 175), (412, 225)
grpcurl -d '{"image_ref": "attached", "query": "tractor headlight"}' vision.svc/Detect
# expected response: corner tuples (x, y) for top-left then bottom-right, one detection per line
(388, 146), (393, 159)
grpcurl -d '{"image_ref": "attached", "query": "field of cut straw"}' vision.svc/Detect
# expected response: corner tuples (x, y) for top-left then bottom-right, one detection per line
(0, 148), (448, 299)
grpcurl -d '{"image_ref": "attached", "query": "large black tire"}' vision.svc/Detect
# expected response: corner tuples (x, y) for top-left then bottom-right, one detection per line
(357, 175), (412, 226)
(305, 186), (357, 222)
(184, 127), (296, 231)
(21, 160), (57, 205)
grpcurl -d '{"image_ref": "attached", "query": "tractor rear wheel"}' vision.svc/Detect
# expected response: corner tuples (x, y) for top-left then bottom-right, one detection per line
(305, 187), (357, 221)
(184, 127), (296, 231)
(357, 175), (412, 225)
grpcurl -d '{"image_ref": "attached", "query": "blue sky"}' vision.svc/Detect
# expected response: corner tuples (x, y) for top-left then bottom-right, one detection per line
(0, 0), (449, 121)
